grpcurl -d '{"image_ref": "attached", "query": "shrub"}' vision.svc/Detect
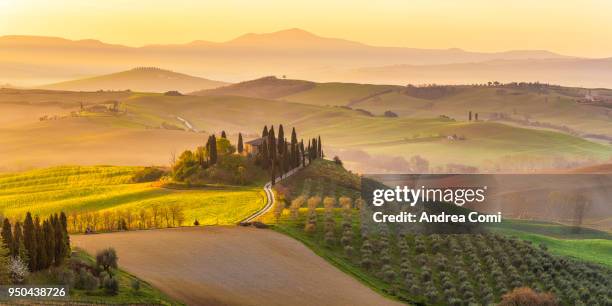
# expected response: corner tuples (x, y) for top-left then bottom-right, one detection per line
(324, 231), (335, 246)
(132, 167), (166, 183)
(131, 279), (141, 292)
(75, 268), (98, 291)
(98, 271), (109, 286)
(9, 257), (29, 284)
(304, 222), (316, 234)
(344, 245), (353, 257)
(56, 268), (75, 288)
(103, 276), (119, 295)
(96, 248), (118, 278)
(499, 287), (558, 306)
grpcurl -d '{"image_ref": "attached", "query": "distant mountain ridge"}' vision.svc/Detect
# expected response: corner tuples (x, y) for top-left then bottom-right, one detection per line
(2, 28), (611, 88)
(41, 67), (227, 93)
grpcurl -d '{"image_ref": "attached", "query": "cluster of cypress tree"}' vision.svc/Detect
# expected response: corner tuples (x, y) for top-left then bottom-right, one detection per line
(1, 212), (70, 272)
(205, 134), (218, 165)
(258, 125), (323, 184)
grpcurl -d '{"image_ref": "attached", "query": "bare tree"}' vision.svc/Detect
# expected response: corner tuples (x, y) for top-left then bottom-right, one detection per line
(138, 209), (148, 229)
(150, 204), (160, 228)
(102, 211), (113, 231)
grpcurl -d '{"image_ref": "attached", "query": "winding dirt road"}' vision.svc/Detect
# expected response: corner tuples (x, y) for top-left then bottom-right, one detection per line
(73, 227), (402, 306)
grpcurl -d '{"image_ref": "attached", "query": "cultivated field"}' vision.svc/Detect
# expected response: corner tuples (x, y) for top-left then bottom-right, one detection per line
(72, 227), (403, 306)
(487, 220), (612, 267)
(0, 88), (610, 173)
(0, 166), (265, 227)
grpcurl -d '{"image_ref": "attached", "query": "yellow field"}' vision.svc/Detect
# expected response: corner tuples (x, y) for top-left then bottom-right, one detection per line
(0, 166), (265, 228)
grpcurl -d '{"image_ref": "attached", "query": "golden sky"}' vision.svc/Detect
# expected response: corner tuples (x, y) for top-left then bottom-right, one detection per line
(1, 0), (610, 57)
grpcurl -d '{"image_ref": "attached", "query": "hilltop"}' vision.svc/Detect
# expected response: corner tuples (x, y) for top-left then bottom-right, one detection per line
(194, 77), (612, 139)
(6, 29), (608, 88)
(1, 89), (608, 173)
(194, 76), (315, 99)
(40, 67), (227, 93)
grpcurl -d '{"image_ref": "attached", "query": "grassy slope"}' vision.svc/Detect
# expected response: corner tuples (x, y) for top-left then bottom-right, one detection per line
(311, 86), (611, 136)
(272, 82), (610, 136)
(281, 82), (397, 106)
(269, 161), (611, 303)
(277, 159), (360, 200)
(23, 249), (181, 305)
(0, 166), (265, 225)
(487, 219), (612, 267)
(122, 94), (611, 168)
(0, 89), (609, 171)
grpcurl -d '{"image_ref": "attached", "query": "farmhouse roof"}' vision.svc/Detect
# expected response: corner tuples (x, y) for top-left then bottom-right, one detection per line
(246, 137), (264, 146)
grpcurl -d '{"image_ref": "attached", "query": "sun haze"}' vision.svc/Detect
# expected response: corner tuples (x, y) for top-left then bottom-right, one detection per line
(1, 0), (610, 57)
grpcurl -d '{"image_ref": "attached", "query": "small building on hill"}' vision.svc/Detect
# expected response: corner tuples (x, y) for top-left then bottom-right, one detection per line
(245, 138), (264, 156)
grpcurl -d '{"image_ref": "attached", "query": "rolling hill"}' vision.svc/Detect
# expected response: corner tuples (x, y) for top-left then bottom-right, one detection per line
(0, 87), (609, 173)
(8, 29), (612, 88)
(342, 58), (612, 88)
(193, 77), (612, 138)
(194, 76), (315, 99)
(41, 67), (227, 93)
(0, 165), (264, 225)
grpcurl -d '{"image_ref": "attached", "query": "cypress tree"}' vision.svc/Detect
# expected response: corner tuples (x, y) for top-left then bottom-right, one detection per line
(60, 212), (69, 251)
(311, 138), (317, 160)
(0, 242), (9, 284)
(300, 140), (305, 167)
(261, 138), (269, 168)
(23, 212), (37, 271)
(291, 128), (298, 168)
(35, 216), (47, 270)
(1, 219), (13, 256)
(262, 125), (268, 138)
(317, 135), (322, 158)
(268, 127), (276, 161)
(44, 220), (55, 267)
(284, 148), (290, 173)
(278, 125), (285, 155)
(237, 133), (244, 154)
(13, 221), (23, 258)
(209, 135), (218, 164)
(53, 215), (65, 265)
(307, 139), (312, 163)
(221, 130), (227, 138)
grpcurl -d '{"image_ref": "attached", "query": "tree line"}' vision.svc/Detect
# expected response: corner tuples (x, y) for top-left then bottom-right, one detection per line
(1, 212), (70, 273)
(257, 125), (323, 184)
(66, 204), (187, 233)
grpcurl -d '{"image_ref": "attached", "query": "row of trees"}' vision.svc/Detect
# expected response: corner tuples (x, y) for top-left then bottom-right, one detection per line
(1, 212), (70, 274)
(66, 205), (187, 233)
(277, 193), (611, 304)
(258, 125), (323, 184)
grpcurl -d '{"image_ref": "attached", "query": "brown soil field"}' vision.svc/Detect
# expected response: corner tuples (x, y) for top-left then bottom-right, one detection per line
(72, 226), (403, 306)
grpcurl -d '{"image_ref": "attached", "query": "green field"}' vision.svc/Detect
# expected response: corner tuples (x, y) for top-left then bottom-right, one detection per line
(195, 79), (612, 137)
(118, 94), (610, 170)
(0, 165), (265, 227)
(1, 87), (610, 172)
(488, 219), (612, 267)
(281, 82), (395, 106)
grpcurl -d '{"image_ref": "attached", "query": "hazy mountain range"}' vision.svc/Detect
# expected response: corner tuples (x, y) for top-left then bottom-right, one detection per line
(1, 28), (611, 88)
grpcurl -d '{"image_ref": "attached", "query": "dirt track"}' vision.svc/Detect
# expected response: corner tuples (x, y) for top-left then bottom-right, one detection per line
(72, 227), (403, 306)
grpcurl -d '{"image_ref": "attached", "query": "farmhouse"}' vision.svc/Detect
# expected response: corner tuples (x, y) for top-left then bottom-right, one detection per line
(244, 137), (264, 156)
